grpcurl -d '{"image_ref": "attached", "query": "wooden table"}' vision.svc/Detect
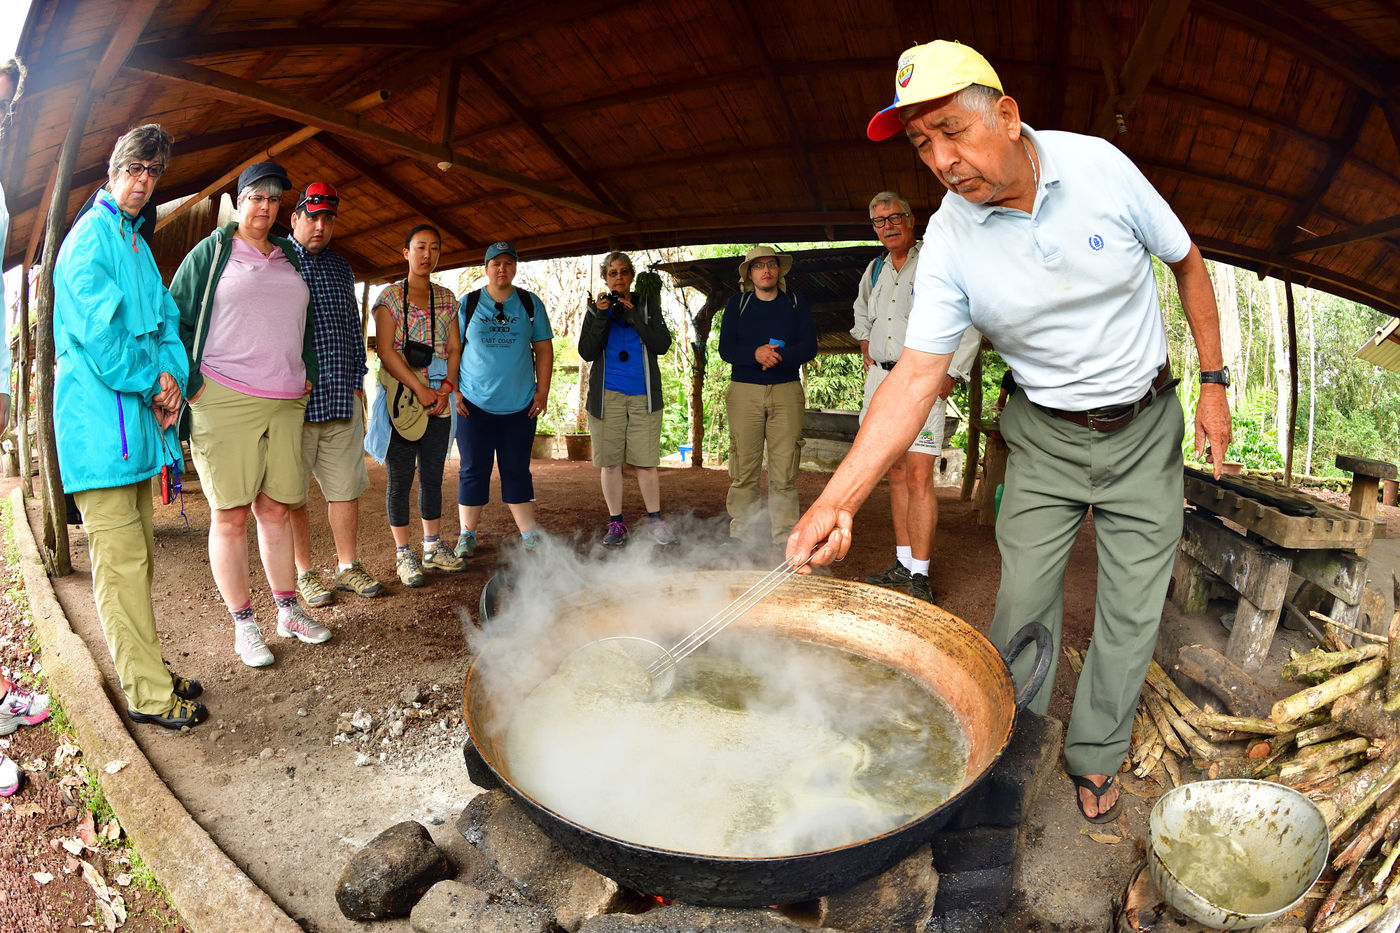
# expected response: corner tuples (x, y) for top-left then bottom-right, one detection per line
(1172, 471), (1374, 672)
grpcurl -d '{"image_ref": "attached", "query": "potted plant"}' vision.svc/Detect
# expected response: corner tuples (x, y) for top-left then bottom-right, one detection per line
(564, 410), (592, 461)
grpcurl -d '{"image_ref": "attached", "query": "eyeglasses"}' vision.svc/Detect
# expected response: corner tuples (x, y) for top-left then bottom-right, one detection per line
(493, 301), (507, 325)
(123, 162), (165, 179)
(303, 193), (339, 207)
(749, 260), (780, 271)
(871, 213), (911, 228)
(243, 194), (280, 206)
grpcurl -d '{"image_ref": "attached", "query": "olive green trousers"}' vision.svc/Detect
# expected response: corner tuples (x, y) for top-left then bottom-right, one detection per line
(989, 389), (1184, 778)
(73, 479), (177, 716)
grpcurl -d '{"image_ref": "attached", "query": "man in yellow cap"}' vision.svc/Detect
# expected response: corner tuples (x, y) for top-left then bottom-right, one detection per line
(789, 40), (1232, 823)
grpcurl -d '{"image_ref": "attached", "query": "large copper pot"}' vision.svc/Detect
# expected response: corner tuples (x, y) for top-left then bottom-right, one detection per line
(463, 571), (1049, 907)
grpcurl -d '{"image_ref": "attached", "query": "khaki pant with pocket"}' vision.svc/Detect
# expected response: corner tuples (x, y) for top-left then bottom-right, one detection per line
(73, 479), (176, 716)
(725, 380), (805, 543)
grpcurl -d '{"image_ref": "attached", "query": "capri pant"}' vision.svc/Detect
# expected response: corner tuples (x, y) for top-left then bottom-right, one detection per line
(456, 399), (535, 506)
(385, 414), (452, 527)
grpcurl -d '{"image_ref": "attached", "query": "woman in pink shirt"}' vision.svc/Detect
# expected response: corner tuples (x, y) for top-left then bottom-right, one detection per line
(171, 161), (331, 668)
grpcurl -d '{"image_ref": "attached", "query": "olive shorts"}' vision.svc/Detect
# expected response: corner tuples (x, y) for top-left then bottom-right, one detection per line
(588, 390), (663, 468)
(189, 378), (309, 510)
(301, 403), (371, 502)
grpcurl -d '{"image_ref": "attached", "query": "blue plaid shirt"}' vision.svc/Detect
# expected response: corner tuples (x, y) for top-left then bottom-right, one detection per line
(290, 239), (367, 422)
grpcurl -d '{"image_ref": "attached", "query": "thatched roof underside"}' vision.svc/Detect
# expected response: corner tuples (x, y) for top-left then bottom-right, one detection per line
(4, 0), (1400, 317)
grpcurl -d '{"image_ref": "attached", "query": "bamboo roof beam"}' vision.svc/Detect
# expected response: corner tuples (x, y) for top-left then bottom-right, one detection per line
(122, 54), (624, 222)
(1091, 0), (1194, 139)
(1289, 215), (1400, 255)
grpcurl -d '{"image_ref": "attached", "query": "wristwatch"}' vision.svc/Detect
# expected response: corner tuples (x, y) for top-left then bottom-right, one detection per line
(1200, 367), (1231, 387)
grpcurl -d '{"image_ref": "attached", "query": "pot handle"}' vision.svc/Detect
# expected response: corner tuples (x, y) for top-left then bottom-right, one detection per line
(479, 572), (514, 625)
(1000, 622), (1053, 710)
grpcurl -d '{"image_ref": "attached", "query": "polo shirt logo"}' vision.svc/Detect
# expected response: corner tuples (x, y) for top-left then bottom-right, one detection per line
(1088, 234), (1105, 251)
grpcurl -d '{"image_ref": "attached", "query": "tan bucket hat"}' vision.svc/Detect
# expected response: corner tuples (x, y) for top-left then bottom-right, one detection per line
(379, 369), (429, 442)
(737, 245), (793, 286)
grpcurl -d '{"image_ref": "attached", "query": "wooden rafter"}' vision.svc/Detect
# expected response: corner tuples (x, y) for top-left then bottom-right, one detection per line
(135, 28), (434, 60)
(1288, 215), (1400, 255)
(1268, 97), (1374, 256)
(123, 53), (623, 221)
(1090, 0), (1194, 139)
(1193, 234), (1400, 312)
(433, 59), (460, 148)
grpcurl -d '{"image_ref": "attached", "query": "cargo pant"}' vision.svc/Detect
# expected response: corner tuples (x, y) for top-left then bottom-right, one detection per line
(725, 380), (805, 544)
(72, 479), (177, 716)
(988, 389), (1184, 779)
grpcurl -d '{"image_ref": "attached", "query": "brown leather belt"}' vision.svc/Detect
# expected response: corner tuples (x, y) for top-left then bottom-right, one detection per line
(1033, 362), (1178, 432)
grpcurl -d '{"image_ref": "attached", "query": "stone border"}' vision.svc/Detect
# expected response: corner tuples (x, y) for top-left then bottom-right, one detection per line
(10, 488), (301, 933)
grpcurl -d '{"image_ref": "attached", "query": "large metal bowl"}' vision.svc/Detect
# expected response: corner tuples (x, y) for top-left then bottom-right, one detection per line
(1149, 779), (1328, 929)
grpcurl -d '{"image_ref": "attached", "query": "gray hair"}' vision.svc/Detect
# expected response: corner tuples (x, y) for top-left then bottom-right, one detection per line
(952, 84), (1002, 129)
(868, 191), (911, 217)
(106, 124), (173, 181)
(239, 177), (285, 199)
(600, 251), (634, 278)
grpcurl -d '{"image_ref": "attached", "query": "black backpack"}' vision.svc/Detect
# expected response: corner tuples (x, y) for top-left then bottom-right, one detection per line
(460, 288), (535, 341)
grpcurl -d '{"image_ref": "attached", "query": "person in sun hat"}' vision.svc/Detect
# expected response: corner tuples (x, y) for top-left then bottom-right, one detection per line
(788, 40), (1231, 824)
(53, 124), (209, 731)
(719, 246), (817, 555)
(285, 182), (387, 608)
(171, 159), (331, 669)
(851, 190), (982, 604)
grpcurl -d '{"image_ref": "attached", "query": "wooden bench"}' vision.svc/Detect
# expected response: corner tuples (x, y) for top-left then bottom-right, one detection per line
(1337, 454), (1396, 521)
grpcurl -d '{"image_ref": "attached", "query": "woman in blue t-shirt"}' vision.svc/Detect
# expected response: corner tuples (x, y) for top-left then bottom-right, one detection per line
(577, 252), (677, 548)
(452, 242), (555, 558)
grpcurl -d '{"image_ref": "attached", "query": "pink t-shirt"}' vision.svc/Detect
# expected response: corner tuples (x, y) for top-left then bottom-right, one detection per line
(201, 236), (311, 399)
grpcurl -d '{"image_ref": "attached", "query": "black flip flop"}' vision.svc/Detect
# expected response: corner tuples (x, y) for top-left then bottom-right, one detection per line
(1070, 773), (1122, 824)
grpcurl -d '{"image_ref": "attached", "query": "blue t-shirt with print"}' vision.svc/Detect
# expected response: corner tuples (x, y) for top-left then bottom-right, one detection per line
(602, 317), (645, 396)
(457, 288), (555, 415)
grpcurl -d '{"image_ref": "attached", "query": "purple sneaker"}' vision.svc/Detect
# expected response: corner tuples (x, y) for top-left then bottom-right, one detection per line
(602, 520), (628, 548)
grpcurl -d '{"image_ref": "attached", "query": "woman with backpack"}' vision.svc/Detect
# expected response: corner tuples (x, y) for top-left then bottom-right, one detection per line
(364, 223), (467, 587)
(452, 242), (555, 558)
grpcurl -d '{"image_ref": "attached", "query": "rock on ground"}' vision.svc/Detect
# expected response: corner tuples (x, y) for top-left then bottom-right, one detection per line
(336, 819), (455, 920)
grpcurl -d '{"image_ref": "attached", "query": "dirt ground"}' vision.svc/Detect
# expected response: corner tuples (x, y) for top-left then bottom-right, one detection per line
(27, 449), (1391, 932)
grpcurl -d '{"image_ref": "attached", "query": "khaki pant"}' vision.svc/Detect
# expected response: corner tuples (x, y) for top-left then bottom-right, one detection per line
(725, 380), (805, 543)
(73, 480), (176, 715)
(989, 390), (1184, 778)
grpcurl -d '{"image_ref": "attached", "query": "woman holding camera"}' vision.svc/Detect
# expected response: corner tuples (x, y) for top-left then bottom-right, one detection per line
(577, 251), (676, 548)
(365, 224), (466, 586)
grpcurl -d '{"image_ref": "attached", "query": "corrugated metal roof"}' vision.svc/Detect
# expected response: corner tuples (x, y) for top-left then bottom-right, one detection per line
(1355, 317), (1400, 374)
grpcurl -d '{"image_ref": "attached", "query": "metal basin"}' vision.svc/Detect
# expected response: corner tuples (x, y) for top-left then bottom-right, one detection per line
(1149, 779), (1328, 929)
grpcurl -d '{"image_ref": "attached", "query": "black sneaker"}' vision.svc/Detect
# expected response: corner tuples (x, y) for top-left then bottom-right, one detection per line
(866, 561), (912, 587)
(170, 672), (203, 701)
(909, 573), (935, 603)
(128, 698), (208, 730)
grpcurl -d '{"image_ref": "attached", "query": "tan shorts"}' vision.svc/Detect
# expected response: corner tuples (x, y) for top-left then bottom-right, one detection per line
(189, 378), (309, 510)
(301, 404), (371, 502)
(860, 365), (949, 455)
(588, 390), (663, 468)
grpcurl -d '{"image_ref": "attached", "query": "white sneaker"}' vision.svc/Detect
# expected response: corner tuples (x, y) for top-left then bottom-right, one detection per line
(276, 605), (332, 645)
(0, 684), (51, 735)
(0, 751), (21, 797)
(235, 619), (274, 668)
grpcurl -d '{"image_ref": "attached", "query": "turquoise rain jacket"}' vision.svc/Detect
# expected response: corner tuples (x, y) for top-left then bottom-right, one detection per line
(54, 190), (188, 494)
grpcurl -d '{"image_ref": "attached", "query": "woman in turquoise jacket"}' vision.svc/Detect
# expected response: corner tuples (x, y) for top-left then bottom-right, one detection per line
(52, 124), (208, 731)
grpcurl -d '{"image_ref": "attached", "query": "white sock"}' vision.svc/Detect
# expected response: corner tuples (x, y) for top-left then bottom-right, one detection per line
(896, 546), (913, 570)
(338, 562), (354, 572)
(909, 558), (931, 576)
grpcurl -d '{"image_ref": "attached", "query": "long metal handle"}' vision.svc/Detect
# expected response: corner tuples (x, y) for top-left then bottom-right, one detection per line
(646, 548), (818, 677)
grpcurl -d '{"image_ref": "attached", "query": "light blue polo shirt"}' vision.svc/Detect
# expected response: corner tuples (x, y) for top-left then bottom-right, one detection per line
(906, 125), (1191, 411)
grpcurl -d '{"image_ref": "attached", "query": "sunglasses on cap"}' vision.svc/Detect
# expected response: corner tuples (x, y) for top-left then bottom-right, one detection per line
(303, 193), (339, 207)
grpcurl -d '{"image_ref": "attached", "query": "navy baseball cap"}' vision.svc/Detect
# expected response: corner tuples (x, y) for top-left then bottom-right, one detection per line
(237, 160), (290, 194)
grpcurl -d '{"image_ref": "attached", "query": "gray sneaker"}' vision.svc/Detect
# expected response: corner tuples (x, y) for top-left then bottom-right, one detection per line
(277, 605), (333, 644)
(396, 550), (426, 588)
(334, 561), (385, 598)
(455, 530), (477, 559)
(422, 540), (467, 573)
(297, 569), (334, 607)
(866, 561), (912, 587)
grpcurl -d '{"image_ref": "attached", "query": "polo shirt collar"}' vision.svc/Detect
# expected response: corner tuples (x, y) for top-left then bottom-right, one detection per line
(944, 123), (1061, 225)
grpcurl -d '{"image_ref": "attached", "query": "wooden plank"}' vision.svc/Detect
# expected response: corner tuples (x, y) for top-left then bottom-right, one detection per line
(1180, 511), (1292, 610)
(1338, 454), (1397, 481)
(1289, 215), (1400, 255)
(1183, 475), (1373, 550)
(1289, 550), (1368, 604)
(1225, 594), (1279, 673)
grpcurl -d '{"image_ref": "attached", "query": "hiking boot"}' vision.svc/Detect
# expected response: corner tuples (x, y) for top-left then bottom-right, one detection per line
(0, 684), (50, 735)
(128, 697), (208, 730)
(646, 518), (679, 547)
(296, 569), (334, 608)
(396, 549), (426, 587)
(909, 573), (935, 604)
(277, 605), (333, 644)
(422, 541), (467, 573)
(169, 672), (203, 701)
(866, 561), (912, 587)
(334, 561), (385, 598)
(0, 752), (20, 797)
(454, 530), (477, 559)
(521, 530), (542, 551)
(602, 520), (628, 548)
(234, 619), (274, 668)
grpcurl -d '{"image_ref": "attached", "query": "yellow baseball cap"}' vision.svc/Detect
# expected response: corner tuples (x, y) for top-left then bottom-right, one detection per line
(866, 40), (1004, 141)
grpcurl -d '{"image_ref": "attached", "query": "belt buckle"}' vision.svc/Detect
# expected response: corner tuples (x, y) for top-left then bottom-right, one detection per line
(1085, 404), (1132, 431)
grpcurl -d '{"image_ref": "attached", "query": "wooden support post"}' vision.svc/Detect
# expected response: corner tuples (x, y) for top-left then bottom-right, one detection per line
(975, 421), (1008, 527)
(688, 292), (725, 469)
(15, 265), (29, 498)
(1170, 551), (1211, 614)
(1385, 479), (1397, 507)
(1284, 276), (1299, 488)
(961, 350), (983, 502)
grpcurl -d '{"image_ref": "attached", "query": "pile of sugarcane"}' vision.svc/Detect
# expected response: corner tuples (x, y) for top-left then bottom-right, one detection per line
(1067, 607), (1400, 932)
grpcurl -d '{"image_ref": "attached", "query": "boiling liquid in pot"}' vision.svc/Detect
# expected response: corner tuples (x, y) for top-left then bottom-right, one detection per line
(502, 633), (967, 857)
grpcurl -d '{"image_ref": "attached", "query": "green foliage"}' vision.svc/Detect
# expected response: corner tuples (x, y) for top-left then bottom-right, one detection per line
(804, 354), (865, 410)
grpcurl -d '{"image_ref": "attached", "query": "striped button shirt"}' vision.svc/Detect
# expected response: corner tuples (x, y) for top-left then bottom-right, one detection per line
(290, 239), (367, 422)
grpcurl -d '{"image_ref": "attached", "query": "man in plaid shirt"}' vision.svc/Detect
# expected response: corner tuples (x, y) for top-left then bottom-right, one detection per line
(287, 183), (386, 605)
